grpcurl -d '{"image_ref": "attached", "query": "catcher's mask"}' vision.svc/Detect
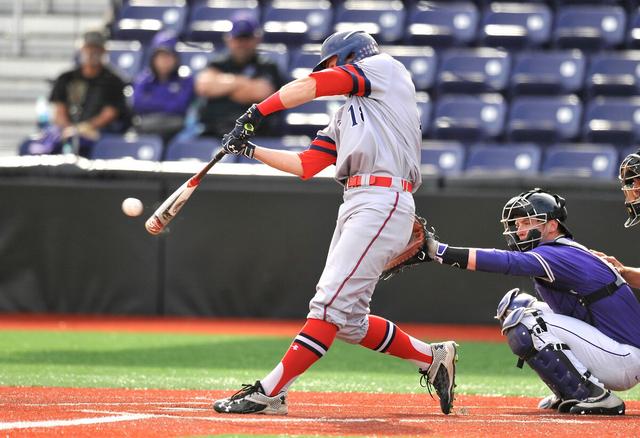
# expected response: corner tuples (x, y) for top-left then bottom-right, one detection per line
(313, 30), (379, 72)
(619, 150), (640, 228)
(501, 188), (572, 252)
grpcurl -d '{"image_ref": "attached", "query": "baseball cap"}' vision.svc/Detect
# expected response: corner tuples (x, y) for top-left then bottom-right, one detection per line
(83, 30), (106, 48)
(229, 14), (261, 38)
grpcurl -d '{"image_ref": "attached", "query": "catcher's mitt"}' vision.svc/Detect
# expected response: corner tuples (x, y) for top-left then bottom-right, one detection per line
(380, 214), (436, 280)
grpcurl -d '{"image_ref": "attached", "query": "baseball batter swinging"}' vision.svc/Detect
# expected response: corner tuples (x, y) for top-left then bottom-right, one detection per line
(212, 31), (458, 415)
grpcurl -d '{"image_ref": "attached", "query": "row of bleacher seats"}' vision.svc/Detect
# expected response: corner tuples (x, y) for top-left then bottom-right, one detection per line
(108, 42), (640, 99)
(112, 0), (640, 50)
(21, 133), (632, 179)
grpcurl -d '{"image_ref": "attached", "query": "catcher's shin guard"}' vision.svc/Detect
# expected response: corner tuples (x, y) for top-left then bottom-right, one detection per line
(505, 323), (604, 409)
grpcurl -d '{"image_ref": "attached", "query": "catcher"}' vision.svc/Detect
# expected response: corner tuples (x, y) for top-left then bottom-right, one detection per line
(384, 188), (640, 415)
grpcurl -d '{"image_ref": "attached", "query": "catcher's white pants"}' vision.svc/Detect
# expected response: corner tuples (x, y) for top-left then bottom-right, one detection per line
(523, 303), (640, 391)
(307, 187), (415, 343)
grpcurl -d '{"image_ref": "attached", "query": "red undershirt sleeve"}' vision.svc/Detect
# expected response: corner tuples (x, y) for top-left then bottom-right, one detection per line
(298, 135), (337, 180)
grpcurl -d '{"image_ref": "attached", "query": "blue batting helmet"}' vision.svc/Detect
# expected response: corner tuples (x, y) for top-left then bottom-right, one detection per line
(312, 30), (379, 72)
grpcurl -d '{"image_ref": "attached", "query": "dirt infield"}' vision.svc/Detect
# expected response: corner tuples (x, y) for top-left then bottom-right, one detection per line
(0, 387), (638, 437)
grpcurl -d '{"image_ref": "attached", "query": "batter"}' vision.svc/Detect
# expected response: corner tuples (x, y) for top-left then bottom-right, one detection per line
(212, 30), (458, 416)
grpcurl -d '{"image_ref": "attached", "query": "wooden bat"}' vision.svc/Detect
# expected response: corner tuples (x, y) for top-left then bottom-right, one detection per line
(145, 148), (229, 235)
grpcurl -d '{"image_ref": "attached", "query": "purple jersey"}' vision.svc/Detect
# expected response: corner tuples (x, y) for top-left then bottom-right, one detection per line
(475, 237), (640, 349)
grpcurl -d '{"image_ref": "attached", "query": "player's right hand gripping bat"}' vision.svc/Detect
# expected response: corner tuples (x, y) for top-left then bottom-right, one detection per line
(145, 137), (255, 235)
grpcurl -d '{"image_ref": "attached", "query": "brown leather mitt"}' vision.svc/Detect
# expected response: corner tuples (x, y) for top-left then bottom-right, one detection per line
(380, 214), (435, 280)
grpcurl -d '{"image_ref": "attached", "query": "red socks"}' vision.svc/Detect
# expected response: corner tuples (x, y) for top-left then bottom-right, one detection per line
(360, 315), (433, 369)
(260, 318), (337, 396)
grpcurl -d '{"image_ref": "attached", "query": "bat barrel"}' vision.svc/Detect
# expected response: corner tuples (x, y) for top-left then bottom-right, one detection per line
(145, 215), (164, 235)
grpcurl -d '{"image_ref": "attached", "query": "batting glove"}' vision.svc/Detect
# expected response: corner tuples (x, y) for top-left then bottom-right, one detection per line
(221, 136), (256, 158)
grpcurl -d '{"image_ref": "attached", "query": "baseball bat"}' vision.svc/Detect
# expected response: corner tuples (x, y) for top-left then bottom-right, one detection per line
(145, 147), (231, 235)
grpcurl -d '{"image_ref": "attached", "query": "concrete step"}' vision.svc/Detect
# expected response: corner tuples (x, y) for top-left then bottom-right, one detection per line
(0, 14), (105, 37)
(0, 102), (37, 124)
(0, 123), (33, 157)
(0, 80), (50, 101)
(0, 35), (76, 57)
(0, 0), (111, 15)
(0, 57), (71, 80)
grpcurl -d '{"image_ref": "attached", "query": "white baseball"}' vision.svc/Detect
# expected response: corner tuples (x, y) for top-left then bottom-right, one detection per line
(122, 197), (144, 217)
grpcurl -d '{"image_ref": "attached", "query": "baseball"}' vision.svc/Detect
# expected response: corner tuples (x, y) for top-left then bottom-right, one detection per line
(122, 197), (143, 217)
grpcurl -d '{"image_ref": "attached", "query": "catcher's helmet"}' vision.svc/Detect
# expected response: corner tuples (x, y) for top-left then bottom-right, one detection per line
(312, 30), (379, 72)
(501, 188), (572, 252)
(619, 149), (640, 228)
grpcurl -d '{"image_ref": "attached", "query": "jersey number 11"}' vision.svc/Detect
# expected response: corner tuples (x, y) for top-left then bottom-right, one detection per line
(348, 104), (365, 126)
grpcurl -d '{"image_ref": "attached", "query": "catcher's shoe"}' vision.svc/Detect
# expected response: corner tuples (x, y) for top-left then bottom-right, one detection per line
(568, 390), (625, 416)
(420, 341), (458, 415)
(538, 394), (562, 410)
(213, 381), (288, 415)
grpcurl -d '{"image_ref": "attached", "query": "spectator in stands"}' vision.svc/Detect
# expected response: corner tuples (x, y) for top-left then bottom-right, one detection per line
(43, 30), (128, 156)
(131, 30), (194, 144)
(194, 14), (284, 138)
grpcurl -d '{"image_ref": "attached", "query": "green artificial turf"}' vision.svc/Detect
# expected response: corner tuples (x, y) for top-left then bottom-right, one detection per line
(0, 330), (638, 400)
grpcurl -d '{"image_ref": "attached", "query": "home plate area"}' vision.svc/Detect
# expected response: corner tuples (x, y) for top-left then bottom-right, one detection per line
(0, 387), (638, 437)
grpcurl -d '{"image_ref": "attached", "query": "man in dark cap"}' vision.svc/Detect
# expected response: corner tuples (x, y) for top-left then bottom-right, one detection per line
(194, 14), (284, 138)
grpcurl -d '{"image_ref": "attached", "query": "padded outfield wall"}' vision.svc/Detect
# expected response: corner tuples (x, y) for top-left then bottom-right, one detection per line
(0, 165), (634, 324)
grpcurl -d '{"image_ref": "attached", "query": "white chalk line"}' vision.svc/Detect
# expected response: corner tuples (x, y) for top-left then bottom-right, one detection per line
(0, 413), (154, 431)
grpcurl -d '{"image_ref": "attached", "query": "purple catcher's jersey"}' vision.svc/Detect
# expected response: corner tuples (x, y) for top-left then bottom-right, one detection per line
(475, 237), (640, 349)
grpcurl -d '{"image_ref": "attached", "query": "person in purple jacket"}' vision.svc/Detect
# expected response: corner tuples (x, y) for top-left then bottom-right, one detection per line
(131, 30), (194, 144)
(424, 188), (640, 415)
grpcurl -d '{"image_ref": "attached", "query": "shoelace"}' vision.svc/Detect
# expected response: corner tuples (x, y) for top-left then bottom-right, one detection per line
(419, 371), (435, 400)
(229, 383), (259, 401)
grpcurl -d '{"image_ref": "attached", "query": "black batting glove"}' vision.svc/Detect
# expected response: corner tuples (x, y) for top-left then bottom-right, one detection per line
(221, 135), (256, 158)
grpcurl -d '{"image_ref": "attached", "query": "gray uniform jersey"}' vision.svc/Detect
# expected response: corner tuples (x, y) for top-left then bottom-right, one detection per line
(317, 53), (422, 191)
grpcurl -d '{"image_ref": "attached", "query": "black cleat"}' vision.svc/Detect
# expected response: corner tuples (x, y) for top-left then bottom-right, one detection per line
(213, 381), (288, 415)
(420, 341), (458, 415)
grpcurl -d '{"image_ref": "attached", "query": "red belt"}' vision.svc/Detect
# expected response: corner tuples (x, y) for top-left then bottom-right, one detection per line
(346, 175), (413, 192)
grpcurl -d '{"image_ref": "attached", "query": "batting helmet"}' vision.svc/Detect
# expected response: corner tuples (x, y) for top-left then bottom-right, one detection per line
(312, 30), (379, 72)
(619, 149), (640, 228)
(501, 188), (572, 252)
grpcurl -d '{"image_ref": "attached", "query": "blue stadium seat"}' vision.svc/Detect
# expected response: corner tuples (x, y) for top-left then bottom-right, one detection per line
(334, 0), (406, 44)
(542, 144), (618, 179)
(175, 41), (216, 76)
(257, 44), (290, 79)
(105, 40), (144, 82)
(283, 98), (345, 136)
(480, 2), (552, 49)
(289, 46), (321, 79)
(437, 48), (511, 93)
(186, 0), (260, 43)
(507, 95), (582, 142)
(628, 8), (640, 48)
(432, 94), (506, 141)
(465, 143), (541, 176)
(262, 0), (333, 44)
(510, 50), (586, 95)
(406, 1), (478, 47)
(236, 136), (309, 163)
(91, 135), (164, 161)
(164, 137), (238, 162)
(416, 92), (432, 135)
(553, 5), (626, 50)
(420, 140), (465, 175)
(381, 46), (437, 91)
(583, 97), (640, 144)
(113, 1), (187, 42)
(585, 51), (640, 97)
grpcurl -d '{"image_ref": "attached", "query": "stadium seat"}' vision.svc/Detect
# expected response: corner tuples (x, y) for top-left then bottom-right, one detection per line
(164, 137), (238, 162)
(420, 140), (465, 175)
(479, 2), (552, 49)
(585, 51), (640, 97)
(289, 45), (321, 79)
(406, 1), (478, 47)
(91, 135), (163, 161)
(583, 97), (640, 144)
(510, 50), (586, 95)
(416, 92), (432, 135)
(334, 0), (406, 44)
(465, 143), (541, 176)
(257, 43), (290, 79)
(542, 144), (618, 179)
(628, 7), (640, 48)
(553, 5), (626, 50)
(262, 0), (333, 44)
(105, 40), (144, 82)
(186, 0), (260, 43)
(283, 98), (345, 136)
(437, 47), (511, 93)
(381, 46), (437, 91)
(175, 41), (216, 77)
(431, 94), (506, 141)
(113, 0), (187, 42)
(507, 95), (582, 142)
(236, 135), (309, 163)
